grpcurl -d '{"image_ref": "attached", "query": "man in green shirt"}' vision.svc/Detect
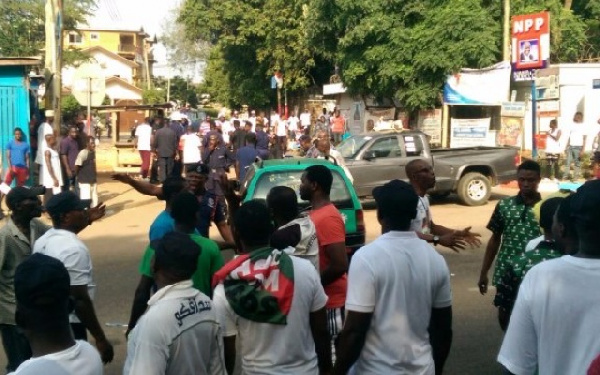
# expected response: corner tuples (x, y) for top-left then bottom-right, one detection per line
(494, 196), (564, 331)
(478, 160), (542, 328)
(126, 191), (224, 337)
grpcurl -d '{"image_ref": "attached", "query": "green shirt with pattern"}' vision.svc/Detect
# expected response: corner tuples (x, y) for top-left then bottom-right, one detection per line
(487, 194), (542, 286)
(494, 240), (561, 311)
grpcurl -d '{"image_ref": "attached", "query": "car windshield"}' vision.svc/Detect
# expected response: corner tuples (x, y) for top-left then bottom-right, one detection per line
(336, 135), (372, 158)
(252, 169), (352, 208)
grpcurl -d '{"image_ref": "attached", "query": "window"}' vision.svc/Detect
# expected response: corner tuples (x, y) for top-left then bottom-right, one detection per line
(253, 170), (352, 207)
(369, 136), (401, 158)
(403, 135), (424, 157)
(68, 32), (82, 44)
(90, 32), (99, 41)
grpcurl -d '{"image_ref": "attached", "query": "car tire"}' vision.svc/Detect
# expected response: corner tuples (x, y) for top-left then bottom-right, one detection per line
(457, 172), (491, 206)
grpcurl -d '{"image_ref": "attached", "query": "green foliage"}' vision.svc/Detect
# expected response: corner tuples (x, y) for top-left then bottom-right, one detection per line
(0, 0), (96, 58)
(61, 94), (82, 123)
(179, 0), (333, 108)
(142, 88), (166, 105)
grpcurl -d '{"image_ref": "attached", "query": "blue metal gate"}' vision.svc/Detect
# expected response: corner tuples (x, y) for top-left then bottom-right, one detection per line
(0, 68), (31, 175)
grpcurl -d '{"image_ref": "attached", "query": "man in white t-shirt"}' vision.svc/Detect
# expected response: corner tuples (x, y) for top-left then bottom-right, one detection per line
(287, 113), (300, 140)
(180, 125), (202, 166)
(35, 110), (55, 183)
(134, 117), (153, 179)
(334, 179), (452, 374)
(124, 232), (225, 375)
(300, 108), (311, 133)
(32, 192), (113, 364)
(498, 180), (600, 375)
(10, 253), (102, 375)
(562, 111), (588, 181)
(406, 159), (481, 251)
(213, 200), (331, 375)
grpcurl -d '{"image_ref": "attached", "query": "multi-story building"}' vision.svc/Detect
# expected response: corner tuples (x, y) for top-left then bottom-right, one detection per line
(63, 23), (156, 88)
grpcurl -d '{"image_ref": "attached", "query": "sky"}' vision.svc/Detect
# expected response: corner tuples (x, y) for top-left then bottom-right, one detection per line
(88, 0), (182, 62)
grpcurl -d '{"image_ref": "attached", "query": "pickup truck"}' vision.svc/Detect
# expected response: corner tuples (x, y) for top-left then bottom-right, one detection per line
(337, 130), (519, 206)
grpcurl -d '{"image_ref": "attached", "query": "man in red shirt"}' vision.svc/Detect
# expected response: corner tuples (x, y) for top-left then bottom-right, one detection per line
(300, 164), (348, 359)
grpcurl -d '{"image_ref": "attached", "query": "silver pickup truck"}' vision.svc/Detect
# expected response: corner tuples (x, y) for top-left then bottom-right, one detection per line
(338, 130), (519, 206)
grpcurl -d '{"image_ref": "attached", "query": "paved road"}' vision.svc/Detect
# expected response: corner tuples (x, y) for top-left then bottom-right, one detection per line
(1, 178), (515, 374)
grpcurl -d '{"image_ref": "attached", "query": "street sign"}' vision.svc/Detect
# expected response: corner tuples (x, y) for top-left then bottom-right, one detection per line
(72, 62), (105, 107)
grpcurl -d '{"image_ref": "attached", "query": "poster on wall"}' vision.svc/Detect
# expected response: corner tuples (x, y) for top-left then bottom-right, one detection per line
(443, 62), (511, 105)
(511, 12), (550, 82)
(497, 117), (523, 147)
(450, 118), (490, 148)
(417, 109), (442, 145)
(350, 102), (363, 134)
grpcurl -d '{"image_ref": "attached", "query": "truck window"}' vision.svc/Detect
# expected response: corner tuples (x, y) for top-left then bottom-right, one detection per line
(369, 136), (401, 158)
(403, 135), (424, 157)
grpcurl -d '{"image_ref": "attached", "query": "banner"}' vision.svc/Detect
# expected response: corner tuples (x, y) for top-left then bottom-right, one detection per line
(497, 117), (523, 147)
(443, 62), (511, 105)
(450, 118), (490, 148)
(417, 109), (442, 144)
(511, 12), (550, 82)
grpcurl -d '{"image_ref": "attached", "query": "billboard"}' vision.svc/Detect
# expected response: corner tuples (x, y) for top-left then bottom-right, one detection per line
(511, 12), (550, 82)
(450, 118), (490, 148)
(443, 62), (511, 105)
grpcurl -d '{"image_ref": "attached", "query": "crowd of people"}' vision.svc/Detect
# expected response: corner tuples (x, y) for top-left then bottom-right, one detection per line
(129, 107), (351, 187)
(543, 111), (600, 181)
(3, 156), (599, 374)
(0, 110), (98, 220)
(3, 105), (600, 374)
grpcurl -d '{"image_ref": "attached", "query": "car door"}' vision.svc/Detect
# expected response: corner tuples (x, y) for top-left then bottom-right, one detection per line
(351, 135), (404, 196)
(397, 134), (429, 181)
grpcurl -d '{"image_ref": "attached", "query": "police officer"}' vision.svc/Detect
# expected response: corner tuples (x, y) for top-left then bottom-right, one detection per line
(202, 134), (235, 197)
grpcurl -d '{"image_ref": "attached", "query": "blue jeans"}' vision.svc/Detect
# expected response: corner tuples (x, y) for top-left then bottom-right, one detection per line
(563, 146), (582, 180)
(0, 324), (31, 372)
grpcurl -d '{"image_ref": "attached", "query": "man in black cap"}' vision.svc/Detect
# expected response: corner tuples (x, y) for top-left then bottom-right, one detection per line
(498, 180), (600, 375)
(32, 191), (113, 364)
(0, 187), (105, 371)
(10, 253), (102, 374)
(0, 188), (45, 371)
(124, 232), (225, 374)
(334, 180), (452, 374)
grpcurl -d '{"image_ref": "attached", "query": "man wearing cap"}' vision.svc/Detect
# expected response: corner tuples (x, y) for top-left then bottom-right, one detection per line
(124, 231), (225, 374)
(10, 253), (103, 374)
(0, 187), (105, 371)
(35, 110), (55, 184)
(334, 180), (452, 374)
(498, 180), (600, 375)
(32, 191), (114, 364)
(0, 188), (45, 371)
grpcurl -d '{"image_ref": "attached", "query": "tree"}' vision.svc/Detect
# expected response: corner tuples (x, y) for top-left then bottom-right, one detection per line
(61, 94), (82, 123)
(0, 0), (96, 58)
(306, 0), (500, 111)
(142, 88), (166, 105)
(179, 0), (333, 108)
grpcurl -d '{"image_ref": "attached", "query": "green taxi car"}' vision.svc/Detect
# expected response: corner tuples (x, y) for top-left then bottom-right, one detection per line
(241, 158), (366, 255)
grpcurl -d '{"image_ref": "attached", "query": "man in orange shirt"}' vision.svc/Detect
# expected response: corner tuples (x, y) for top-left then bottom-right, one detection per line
(331, 109), (346, 145)
(300, 165), (348, 360)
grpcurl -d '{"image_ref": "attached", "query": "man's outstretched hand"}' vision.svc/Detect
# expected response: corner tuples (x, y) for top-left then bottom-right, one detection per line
(88, 203), (106, 223)
(111, 173), (133, 184)
(455, 227), (482, 248)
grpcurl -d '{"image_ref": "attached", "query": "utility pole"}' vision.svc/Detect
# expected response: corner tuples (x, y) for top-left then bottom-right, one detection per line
(503, 0), (511, 62)
(44, 0), (63, 133)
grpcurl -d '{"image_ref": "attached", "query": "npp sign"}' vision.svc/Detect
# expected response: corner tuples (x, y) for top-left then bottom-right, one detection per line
(511, 12), (550, 80)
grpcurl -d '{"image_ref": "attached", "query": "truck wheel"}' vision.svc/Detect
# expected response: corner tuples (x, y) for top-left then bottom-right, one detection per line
(457, 172), (491, 206)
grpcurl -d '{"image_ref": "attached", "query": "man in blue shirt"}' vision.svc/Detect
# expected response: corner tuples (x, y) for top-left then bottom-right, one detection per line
(236, 133), (259, 182)
(148, 176), (187, 241)
(255, 121), (270, 160)
(4, 128), (30, 187)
